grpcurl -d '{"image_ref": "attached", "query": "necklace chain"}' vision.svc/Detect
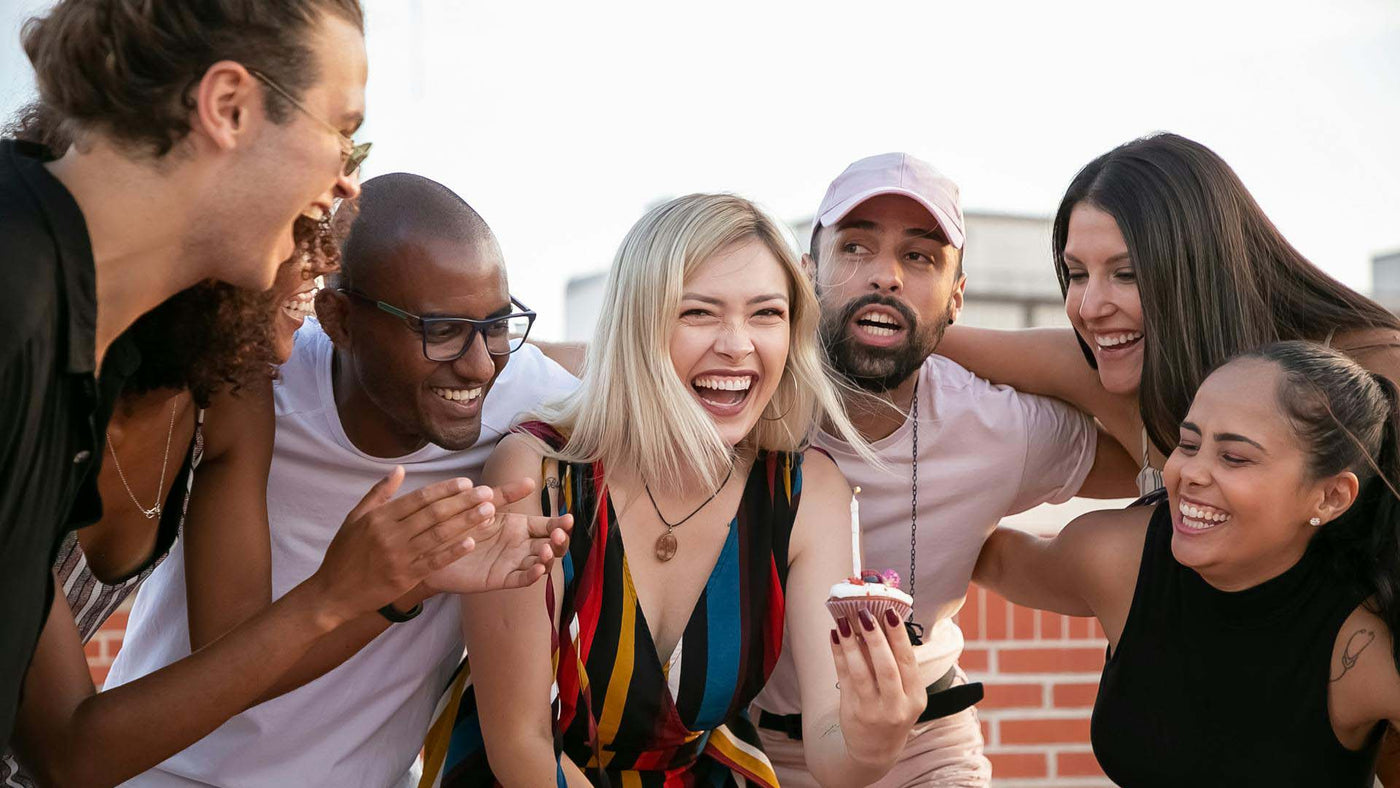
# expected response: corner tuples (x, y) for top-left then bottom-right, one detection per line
(107, 398), (179, 520)
(909, 376), (919, 607)
(645, 464), (734, 531)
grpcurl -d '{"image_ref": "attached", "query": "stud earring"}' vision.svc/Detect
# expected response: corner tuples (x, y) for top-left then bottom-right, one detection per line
(1309, 517), (1322, 527)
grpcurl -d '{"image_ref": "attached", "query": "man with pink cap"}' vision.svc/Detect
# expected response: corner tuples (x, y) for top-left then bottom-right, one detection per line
(751, 153), (1137, 785)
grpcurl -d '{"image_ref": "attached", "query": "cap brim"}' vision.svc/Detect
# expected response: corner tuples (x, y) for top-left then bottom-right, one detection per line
(816, 186), (965, 249)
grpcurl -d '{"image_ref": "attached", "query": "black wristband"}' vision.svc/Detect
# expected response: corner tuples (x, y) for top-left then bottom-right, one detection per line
(378, 601), (424, 623)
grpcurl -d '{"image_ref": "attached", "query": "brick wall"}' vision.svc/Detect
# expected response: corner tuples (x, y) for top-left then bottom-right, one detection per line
(85, 599), (130, 687)
(956, 585), (1112, 786)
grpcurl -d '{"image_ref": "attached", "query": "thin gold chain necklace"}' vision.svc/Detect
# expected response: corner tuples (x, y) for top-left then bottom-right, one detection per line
(106, 398), (179, 520)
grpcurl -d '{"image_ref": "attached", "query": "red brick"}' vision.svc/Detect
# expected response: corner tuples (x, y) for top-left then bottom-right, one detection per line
(959, 588), (981, 640)
(1091, 618), (1106, 639)
(983, 592), (1008, 640)
(1039, 610), (1066, 639)
(999, 646), (1104, 674)
(1011, 603), (1036, 639)
(1000, 716), (1092, 745)
(980, 718), (993, 746)
(987, 751), (1047, 778)
(1056, 749), (1108, 777)
(84, 639), (105, 660)
(89, 665), (109, 687)
(980, 682), (1044, 709)
(959, 647), (989, 672)
(102, 611), (129, 631)
(1053, 681), (1101, 708)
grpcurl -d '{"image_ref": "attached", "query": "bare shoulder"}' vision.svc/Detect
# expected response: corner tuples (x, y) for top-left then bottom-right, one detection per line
(200, 378), (274, 461)
(1058, 505), (1152, 626)
(1329, 604), (1400, 743)
(789, 448), (853, 554)
(1058, 505), (1152, 559)
(795, 448), (852, 512)
(483, 432), (549, 479)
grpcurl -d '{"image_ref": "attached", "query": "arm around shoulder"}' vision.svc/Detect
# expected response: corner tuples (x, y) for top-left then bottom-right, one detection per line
(974, 506), (1147, 639)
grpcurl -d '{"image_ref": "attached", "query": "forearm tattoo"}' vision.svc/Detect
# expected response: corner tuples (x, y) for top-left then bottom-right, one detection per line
(822, 722), (842, 739)
(1331, 628), (1377, 683)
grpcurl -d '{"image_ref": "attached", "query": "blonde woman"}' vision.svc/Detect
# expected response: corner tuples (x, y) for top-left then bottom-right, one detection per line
(419, 194), (926, 787)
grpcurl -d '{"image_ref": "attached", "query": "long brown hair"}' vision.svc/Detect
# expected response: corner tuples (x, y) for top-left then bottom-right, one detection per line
(1053, 133), (1400, 455)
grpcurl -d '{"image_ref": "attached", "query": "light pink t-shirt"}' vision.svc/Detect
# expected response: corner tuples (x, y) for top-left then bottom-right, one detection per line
(754, 354), (1096, 714)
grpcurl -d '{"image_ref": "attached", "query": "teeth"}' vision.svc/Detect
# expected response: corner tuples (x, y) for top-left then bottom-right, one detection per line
(694, 375), (753, 391)
(1095, 331), (1143, 348)
(863, 325), (897, 337)
(1178, 500), (1232, 529)
(431, 387), (483, 403)
(856, 310), (901, 329)
(301, 206), (326, 221)
(281, 288), (319, 318)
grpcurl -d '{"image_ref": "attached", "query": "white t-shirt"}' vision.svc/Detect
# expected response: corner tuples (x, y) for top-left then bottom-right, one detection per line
(754, 354), (1096, 714)
(106, 320), (578, 787)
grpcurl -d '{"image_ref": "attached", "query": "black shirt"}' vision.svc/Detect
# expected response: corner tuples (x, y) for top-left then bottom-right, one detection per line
(1091, 502), (1384, 786)
(0, 139), (137, 746)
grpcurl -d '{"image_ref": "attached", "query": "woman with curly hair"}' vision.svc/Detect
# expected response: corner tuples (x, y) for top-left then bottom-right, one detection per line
(1, 108), (559, 785)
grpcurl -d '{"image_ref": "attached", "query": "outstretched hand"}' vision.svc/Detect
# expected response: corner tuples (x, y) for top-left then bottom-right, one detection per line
(424, 477), (574, 595)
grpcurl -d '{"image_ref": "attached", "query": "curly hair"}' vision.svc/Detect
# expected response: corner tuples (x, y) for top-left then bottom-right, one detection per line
(6, 102), (343, 406)
(21, 0), (363, 157)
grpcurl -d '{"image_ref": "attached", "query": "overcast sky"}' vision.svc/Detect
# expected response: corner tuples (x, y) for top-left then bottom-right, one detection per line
(3, 0), (1397, 339)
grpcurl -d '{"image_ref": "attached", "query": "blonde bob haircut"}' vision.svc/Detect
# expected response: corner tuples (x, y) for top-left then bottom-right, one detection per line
(533, 193), (875, 492)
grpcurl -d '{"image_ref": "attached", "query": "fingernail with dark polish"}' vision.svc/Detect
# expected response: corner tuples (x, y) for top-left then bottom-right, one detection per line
(831, 629), (840, 645)
(885, 608), (900, 628)
(837, 616), (852, 638)
(859, 609), (876, 632)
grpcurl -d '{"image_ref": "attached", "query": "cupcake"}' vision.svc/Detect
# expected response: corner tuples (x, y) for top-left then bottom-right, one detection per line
(826, 569), (913, 625)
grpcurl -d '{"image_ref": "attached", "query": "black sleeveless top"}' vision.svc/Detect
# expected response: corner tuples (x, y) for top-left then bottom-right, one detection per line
(1091, 501), (1384, 786)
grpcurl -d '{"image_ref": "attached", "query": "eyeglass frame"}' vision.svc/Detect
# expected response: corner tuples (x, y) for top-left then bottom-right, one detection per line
(247, 67), (371, 176)
(337, 288), (538, 360)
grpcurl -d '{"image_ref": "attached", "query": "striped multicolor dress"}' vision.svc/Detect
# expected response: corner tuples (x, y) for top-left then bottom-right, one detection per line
(421, 424), (803, 787)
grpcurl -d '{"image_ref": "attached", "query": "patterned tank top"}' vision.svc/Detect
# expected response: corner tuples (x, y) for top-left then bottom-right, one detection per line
(0, 409), (203, 788)
(420, 423), (804, 787)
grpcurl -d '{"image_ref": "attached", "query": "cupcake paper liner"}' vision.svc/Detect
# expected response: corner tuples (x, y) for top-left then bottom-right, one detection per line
(825, 595), (912, 625)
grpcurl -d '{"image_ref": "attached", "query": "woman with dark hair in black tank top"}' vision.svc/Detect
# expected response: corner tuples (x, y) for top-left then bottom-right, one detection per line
(973, 340), (1400, 785)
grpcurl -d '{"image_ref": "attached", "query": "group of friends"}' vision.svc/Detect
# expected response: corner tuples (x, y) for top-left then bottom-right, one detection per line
(5, 2), (1400, 787)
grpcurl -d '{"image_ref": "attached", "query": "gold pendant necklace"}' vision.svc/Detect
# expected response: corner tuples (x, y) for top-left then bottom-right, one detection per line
(644, 465), (735, 562)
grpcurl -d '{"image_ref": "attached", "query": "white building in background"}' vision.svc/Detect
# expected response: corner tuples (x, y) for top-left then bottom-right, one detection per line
(564, 209), (1066, 341)
(1373, 248), (1400, 313)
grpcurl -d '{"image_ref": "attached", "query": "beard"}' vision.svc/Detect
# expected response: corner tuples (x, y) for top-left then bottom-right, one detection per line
(819, 292), (950, 393)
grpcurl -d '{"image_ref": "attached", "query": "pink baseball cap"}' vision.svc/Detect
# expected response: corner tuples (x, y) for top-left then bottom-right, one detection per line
(812, 152), (965, 250)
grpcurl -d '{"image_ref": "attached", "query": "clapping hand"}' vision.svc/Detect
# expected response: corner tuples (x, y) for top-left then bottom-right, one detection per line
(423, 477), (574, 595)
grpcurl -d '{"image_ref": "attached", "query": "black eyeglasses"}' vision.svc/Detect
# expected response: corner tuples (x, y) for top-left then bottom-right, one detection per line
(338, 289), (536, 361)
(248, 68), (371, 177)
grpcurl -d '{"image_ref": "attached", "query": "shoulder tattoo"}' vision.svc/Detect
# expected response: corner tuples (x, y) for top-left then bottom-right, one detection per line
(1331, 628), (1377, 683)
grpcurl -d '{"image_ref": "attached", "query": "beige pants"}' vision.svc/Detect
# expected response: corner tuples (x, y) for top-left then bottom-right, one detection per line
(755, 672), (992, 787)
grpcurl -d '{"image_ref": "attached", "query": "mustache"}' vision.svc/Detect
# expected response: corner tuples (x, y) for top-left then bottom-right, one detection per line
(829, 293), (919, 333)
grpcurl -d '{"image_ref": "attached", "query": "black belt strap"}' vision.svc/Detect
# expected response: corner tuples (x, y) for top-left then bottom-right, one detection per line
(756, 666), (984, 741)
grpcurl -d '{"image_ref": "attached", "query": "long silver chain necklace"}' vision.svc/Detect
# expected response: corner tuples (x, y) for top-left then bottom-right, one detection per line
(644, 465), (735, 562)
(106, 398), (179, 520)
(906, 376), (924, 644)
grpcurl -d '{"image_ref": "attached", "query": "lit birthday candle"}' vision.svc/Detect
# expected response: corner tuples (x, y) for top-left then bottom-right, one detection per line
(850, 486), (862, 578)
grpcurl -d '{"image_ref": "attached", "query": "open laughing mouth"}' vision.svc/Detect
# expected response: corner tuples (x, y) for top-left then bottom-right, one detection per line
(1093, 330), (1143, 356)
(691, 372), (757, 418)
(850, 305), (908, 347)
(1176, 496), (1233, 532)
